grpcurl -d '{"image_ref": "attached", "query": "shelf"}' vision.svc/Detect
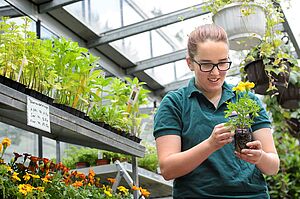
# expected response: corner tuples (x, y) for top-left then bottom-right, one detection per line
(0, 83), (145, 157)
(74, 162), (173, 198)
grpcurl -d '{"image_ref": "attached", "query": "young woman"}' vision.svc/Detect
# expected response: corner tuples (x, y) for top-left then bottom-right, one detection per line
(153, 24), (279, 198)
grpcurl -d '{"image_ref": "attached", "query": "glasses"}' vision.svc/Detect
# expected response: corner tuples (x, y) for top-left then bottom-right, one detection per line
(193, 59), (232, 72)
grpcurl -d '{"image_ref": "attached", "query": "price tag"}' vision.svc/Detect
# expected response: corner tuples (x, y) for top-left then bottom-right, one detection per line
(27, 96), (51, 133)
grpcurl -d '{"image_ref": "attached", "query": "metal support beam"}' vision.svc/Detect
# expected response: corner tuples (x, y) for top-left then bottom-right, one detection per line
(0, 5), (22, 17)
(38, 0), (82, 13)
(87, 3), (209, 48)
(126, 49), (186, 74)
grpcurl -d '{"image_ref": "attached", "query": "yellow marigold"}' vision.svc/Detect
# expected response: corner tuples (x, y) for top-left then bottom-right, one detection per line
(29, 174), (40, 179)
(0, 144), (2, 152)
(117, 186), (129, 195)
(104, 190), (112, 197)
(5, 165), (13, 172)
(41, 177), (51, 183)
(18, 184), (33, 195)
(23, 173), (31, 181)
(244, 81), (255, 90)
(2, 138), (11, 148)
(12, 172), (21, 182)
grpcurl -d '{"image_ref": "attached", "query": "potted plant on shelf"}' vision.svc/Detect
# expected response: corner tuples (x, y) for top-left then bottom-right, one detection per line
(224, 81), (260, 152)
(203, 0), (275, 50)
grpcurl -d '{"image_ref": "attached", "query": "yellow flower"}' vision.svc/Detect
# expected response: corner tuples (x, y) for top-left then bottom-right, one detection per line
(5, 165), (13, 172)
(29, 174), (40, 179)
(23, 173), (31, 181)
(104, 190), (112, 197)
(0, 144), (2, 152)
(117, 186), (129, 195)
(2, 138), (11, 148)
(18, 184), (33, 195)
(12, 172), (21, 182)
(41, 177), (52, 183)
(244, 81), (255, 90)
(232, 84), (245, 92)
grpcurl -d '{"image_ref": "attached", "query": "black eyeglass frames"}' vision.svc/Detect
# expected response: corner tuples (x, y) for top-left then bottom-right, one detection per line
(193, 59), (232, 72)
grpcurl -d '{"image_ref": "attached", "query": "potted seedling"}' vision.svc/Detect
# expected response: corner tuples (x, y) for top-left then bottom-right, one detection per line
(224, 81), (260, 152)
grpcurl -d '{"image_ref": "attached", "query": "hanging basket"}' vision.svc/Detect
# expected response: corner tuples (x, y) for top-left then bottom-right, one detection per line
(286, 118), (300, 140)
(277, 83), (300, 109)
(212, 2), (266, 51)
(244, 59), (290, 95)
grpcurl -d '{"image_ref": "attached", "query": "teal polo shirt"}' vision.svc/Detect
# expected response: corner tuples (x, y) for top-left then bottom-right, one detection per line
(153, 77), (271, 198)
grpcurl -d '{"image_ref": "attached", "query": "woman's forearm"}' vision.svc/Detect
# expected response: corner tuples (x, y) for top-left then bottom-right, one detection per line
(256, 151), (280, 175)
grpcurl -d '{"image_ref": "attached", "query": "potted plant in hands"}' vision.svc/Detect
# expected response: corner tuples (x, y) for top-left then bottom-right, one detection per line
(224, 81), (261, 152)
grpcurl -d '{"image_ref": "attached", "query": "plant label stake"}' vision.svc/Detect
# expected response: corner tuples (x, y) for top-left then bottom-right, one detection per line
(126, 85), (140, 113)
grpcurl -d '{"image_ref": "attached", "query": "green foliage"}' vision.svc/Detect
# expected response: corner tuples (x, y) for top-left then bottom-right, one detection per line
(137, 145), (159, 172)
(62, 146), (98, 169)
(266, 132), (300, 198)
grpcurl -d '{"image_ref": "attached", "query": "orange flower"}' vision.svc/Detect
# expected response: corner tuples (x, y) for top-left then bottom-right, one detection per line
(107, 177), (116, 184)
(72, 180), (83, 188)
(131, 185), (139, 191)
(140, 187), (151, 197)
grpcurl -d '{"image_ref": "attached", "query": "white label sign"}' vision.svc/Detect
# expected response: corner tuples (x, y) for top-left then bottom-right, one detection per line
(27, 96), (51, 133)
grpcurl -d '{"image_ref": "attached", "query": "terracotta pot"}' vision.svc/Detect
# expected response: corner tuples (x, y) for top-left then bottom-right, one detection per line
(234, 128), (252, 153)
(96, 159), (110, 166)
(75, 161), (90, 169)
(244, 59), (290, 95)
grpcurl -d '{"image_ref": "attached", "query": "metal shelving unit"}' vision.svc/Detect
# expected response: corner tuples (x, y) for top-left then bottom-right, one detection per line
(0, 83), (145, 157)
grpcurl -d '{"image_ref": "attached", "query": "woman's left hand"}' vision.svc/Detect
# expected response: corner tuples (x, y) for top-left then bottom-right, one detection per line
(235, 140), (263, 164)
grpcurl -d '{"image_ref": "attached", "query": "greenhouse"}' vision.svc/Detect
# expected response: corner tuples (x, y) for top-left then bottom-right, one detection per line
(0, 0), (299, 198)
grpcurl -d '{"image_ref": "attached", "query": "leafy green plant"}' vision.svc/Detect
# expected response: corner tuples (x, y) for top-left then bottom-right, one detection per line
(62, 146), (98, 169)
(224, 81), (260, 130)
(137, 145), (158, 172)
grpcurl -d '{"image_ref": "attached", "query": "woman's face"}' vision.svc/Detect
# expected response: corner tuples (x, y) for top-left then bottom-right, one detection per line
(188, 40), (229, 95)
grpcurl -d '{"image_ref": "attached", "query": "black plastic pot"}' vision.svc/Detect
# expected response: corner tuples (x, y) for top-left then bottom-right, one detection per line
(0, 75), (26, 93)
(25, 88), (54, 105)
(234, 128), (252, 153)
(244, 59), (290, 95)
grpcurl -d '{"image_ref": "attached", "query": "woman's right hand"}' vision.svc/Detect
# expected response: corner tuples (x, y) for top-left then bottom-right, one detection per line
(207, 123), (234, 150)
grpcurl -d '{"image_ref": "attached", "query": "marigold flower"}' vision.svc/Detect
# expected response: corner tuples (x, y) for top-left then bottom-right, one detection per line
(29, 174), (40, 179)
(0, 144), (2, 152)
(12, 172), (21, 182)
(18, 184), (33, 195)
(23, 173), (31, 181)
(107, 177), (116, 184)
(35, 186), (45, 192)
(117, 186), (129, 195)
(104, 190), (112, 197)
(131, 185), (139, 191)
(72, 180), (83, 188)
(140, 187), (151, 197)
(2, 137), (11, 148)
(41, 177), (52, 183)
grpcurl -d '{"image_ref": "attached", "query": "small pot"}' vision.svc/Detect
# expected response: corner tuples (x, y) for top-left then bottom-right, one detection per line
(234, 128), (252, 152)
(75, 161), (90, 169)
(96, 159), (110, 166)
